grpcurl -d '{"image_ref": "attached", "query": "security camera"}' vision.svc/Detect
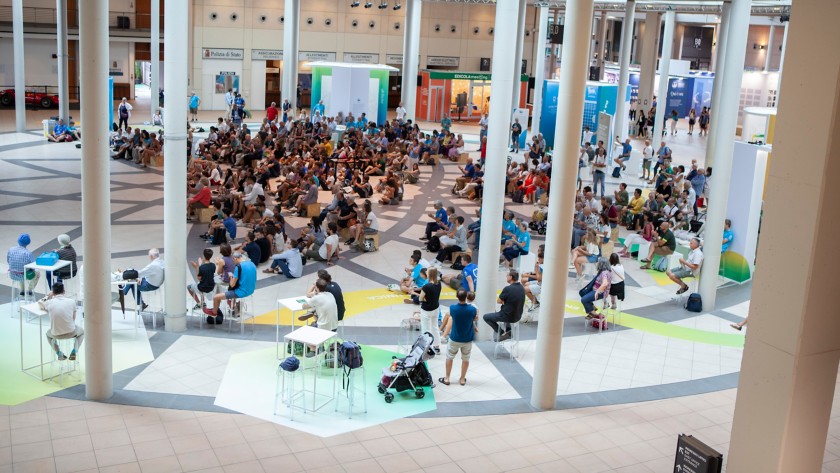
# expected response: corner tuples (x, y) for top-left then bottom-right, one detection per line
(325, 18), (332, 26)
(450, 25), (456, 33)
(259, 15), (267, 23)
(230, 12), (238, 21)
(489, 27), (494, 35)
(350, 0), (360, 7)
(473, 26), (479, 34)
(525, 30), (531, 37)
(364, 1), (373, 8)
(351, 19), (359, 27)
(369, 20), (376, 28)
(434, 24), (440, 32)
(393, 1), (402, 10)
(378, 2), (388, 9)
(306, 17), (314, 25)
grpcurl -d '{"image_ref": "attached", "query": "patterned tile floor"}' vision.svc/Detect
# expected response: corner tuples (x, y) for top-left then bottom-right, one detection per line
(0, 123), (828, 471)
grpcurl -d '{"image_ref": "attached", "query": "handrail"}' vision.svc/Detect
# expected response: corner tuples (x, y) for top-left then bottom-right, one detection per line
(0, 6), (160, 29)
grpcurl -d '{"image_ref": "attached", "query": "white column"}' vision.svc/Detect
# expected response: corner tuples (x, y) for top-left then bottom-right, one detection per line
(776, 22), (790, 104)
(613, 0), (636, 139)
(531, 0), (594, 410)
(150, 0), (160, 117)
(12, 0), (25, 132)
(637, 13), (660, 110)
(548, 9), (559, 79)
(511, 0), (527, 112)
(80, 0), (113, 401)
(704, 1), (731, 168)
(163, 0), (188, 332)
(698, 0), (751, 310)
(764, 25), (775, 72)
(282, 0), (300, 110)
(676, 25), (685, 60)
(630, 19), (639, 64)
(56, 0), (70, 123)
(401, 0), (422, 121)
(530, 5), (549, 139)
(651, 11), (675, 151)
(475, 0), (519, 342)
(597, 11), (608, 80)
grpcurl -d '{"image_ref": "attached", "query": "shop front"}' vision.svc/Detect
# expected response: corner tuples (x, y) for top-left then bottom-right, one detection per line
(415, 70), (528, 123)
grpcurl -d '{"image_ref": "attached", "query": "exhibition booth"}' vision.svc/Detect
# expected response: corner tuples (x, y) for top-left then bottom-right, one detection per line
(308, 62), (398, 126)
(415, 70), (529, 123)
(539, 80), (620, 149)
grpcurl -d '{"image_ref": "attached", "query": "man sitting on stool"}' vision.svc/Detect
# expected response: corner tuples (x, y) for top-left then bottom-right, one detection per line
(123, 248), (165, 311)
(666, 237), (704, 294)
(299, 278), (339, 333)
(483, 270), (526, 341)
(44, 282), (84, 361)
(204, 251), (257, 324)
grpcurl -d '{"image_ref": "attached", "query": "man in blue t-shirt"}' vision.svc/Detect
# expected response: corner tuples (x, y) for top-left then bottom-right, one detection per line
(501, 211), (516, 243)
(442, 253), (477, 292)
(422, 201), (449, 241)
(188, 92), (201, 122)
(722, 219), (734, 253)
(438, 289), (477, 386)
(204, 252), (257, 323)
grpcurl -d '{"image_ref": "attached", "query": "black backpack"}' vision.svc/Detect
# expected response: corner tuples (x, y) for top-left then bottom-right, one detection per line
(512, 190), (525, 203)
(210, 227), (227, 246)
(612, 166), (621, 178)
(426, 236), (441, 252)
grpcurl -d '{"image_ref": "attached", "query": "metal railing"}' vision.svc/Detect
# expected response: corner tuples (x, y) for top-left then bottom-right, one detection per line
(0, 85), (81, 102)
(0, 6), (158, 30)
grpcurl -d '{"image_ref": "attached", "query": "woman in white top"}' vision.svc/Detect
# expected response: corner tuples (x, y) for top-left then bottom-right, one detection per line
(608, 253), (625, 309)
(571, 230), (601, 279)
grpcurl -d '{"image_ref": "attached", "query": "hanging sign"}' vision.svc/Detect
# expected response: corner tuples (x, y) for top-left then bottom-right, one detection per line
(300, 51), (337, 62)
(427, 56), (460, 67)
(386, 54), (403, 65)
(344, 53), (380, 64)
(252, 49), (283, 60)
(549, 24), (564, 44)
(202, 48), (244, 59)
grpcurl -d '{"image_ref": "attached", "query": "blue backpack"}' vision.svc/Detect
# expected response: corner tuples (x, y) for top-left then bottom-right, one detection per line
(685, 293), (702, 312)
(338, 341), (363, 369)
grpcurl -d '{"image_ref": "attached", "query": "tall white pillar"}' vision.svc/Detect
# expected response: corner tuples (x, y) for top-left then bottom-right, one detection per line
(698, 0), (751, 311)
(401, 0), (422, 121)
(56, 0), (70, 123)
(764, 25), (775, 72)
(282, 0), (300, 110)
(597, 11), (608, 80)
(548, 9), (559, 79)
(630, 19), (639, 64)
(637, 13), (661, 111)
(531, 0), (594, 410)
(530, 5), (549, 139)
(150, 0), (160, 117)
(704, 1), (731, 168)
(511, 0), (527, 112)
(80, 0), (113, 401)
(163, 0), (188, 332)
(12, 0), (25, 132)
(475, 0), (520, 342)
(613, 0), (636, 138)
(651, 11), (675, 151)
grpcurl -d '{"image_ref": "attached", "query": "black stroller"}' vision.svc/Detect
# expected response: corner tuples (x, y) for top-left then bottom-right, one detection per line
(378, 332), (436, 403)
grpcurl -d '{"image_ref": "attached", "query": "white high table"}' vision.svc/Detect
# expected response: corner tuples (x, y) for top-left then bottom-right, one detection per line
(19, 302), (53, 381)
(23, 260), (73, 298)
(283, 325), (339, 412)
(276, 296), (309, 359)
(111, 279), (141, 337)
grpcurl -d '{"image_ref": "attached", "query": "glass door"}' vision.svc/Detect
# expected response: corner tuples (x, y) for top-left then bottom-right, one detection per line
(470, 81), (492, 118)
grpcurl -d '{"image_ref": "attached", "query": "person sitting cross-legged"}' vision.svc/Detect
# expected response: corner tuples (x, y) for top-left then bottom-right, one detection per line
(666, 237), (704, 294)
(266, 239), (303, 278)
(203, 251), (257, 324)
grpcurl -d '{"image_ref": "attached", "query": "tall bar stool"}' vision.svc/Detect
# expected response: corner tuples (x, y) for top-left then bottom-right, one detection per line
(138, 286), (164, 329)
(226, 294), (256, 334)
(493, 321), (520, 360)
(335, 365), (367, 419)
(8, 277), (34, 318)
(274, 357), (305, 420)
(51, 338), (80, 385)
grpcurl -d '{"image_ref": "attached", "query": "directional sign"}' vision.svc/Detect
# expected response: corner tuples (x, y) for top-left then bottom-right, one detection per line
(674, 434), (723, 473)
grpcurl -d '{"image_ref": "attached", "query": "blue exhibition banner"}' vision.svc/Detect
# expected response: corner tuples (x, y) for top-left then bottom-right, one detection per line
(667, 77), (694, 118)
(108, 77), (114, 127)
(628, 73), (640, 101)
(539, 81), (559, 149)
(691, 77), (713, 114)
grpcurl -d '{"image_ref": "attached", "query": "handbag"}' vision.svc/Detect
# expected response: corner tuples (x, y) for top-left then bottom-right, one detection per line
(578, 276), (597, 297)
(122, 269), (139, 280)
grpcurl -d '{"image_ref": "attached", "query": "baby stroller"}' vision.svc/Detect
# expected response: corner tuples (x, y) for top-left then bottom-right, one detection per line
(378, 332), (436, 403)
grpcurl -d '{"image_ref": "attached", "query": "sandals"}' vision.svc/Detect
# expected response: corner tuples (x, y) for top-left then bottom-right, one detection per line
(438, 377), (450, 386)
(730, 324), (743, 331)
(262, 269), (276, 274)
(459, 378), (467, 386)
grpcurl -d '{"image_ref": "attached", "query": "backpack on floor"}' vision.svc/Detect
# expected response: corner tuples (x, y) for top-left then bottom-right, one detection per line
(512, 190), (525, 203)
(685, 293), (702, 312)
(426, 236), (441, 252)
(363, 238), (377, 252)
(612, 166), (621, 178)
(210, 227), (227, 246)
(653, 256), (670, 272)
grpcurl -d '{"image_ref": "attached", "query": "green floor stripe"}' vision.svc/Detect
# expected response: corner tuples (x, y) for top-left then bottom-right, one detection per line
(612, 312), (744, 347)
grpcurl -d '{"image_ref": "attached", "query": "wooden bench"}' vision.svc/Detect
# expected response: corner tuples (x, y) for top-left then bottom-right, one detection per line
(338, 226), (353, 241)
(458, 153), (469, 164)
(196, 207), (216, 223)
(151, 154), (164, 167)
(301, 202), (320, 218)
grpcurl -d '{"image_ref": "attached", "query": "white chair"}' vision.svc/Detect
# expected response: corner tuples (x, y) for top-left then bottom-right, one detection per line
(140, 287), (165, 329)
(51, 338), (80, 385)
(605, 296), (624, 326)
(187, 291), (215, 330)
(8, 280), (33, 318)
(493, 321), (520, 360)
(335, 365), (367, 419)
(226, 294), (256, 334)
(517, 252), (537, 274)
(274, 361), (305, 420)
(637, 241), (652, 262)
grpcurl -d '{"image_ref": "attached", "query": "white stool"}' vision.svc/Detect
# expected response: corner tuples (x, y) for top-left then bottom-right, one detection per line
(637, 241), (652, 262)
(9, 279), (34, 318)
(51, 338), (80, 385)
(274, 362), (305, 420)
(675, 277), (699, 306)
(187, 291), (215, 330)
(226, 294), (256, 334)
(605, 297), (624, 326)
(583, 297), (609, 334)
(140, 287), (164, 329)
(335, 366), (367, 419)
(493, 321), (520, 360)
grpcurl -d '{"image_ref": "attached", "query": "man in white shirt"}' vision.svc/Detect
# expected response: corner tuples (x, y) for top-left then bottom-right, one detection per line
(44, 282), (84, 361)
(667, 237), (703, 294)
(123, 248), (165, 310)
(300, 278), (339, 332)
(395, 102), (407, 122)
(478, 114), (489, 150)
(350, 200), (378, 251)
(642, 139), (654, 181)
(305, 222), (340, 265)
(225, 89), (234, 119)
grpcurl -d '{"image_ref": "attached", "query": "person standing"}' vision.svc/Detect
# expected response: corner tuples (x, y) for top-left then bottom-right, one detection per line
(510, 118), (522, 153)
(670, 109), (679, 135)
(641, 139), (654, 181)
(418, 268), (442, 354)
(477, 114), (488, 150)
(592, 147), (607, 198)
(440, 114), (452, 134)
(395, 102), (407, 123)
(225, 89), (234, 119)
(688, 108), (697, 135)
(7, 233), (39, 296)
(722, 219), (735, 253)
(189, 92), (201, 122)
(44, 282), (84, 361)
(282, 99), (292, 122)
(117, 98), (132, 131)
(438, 289), (477, 387)
(483, 270), (526, 341)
